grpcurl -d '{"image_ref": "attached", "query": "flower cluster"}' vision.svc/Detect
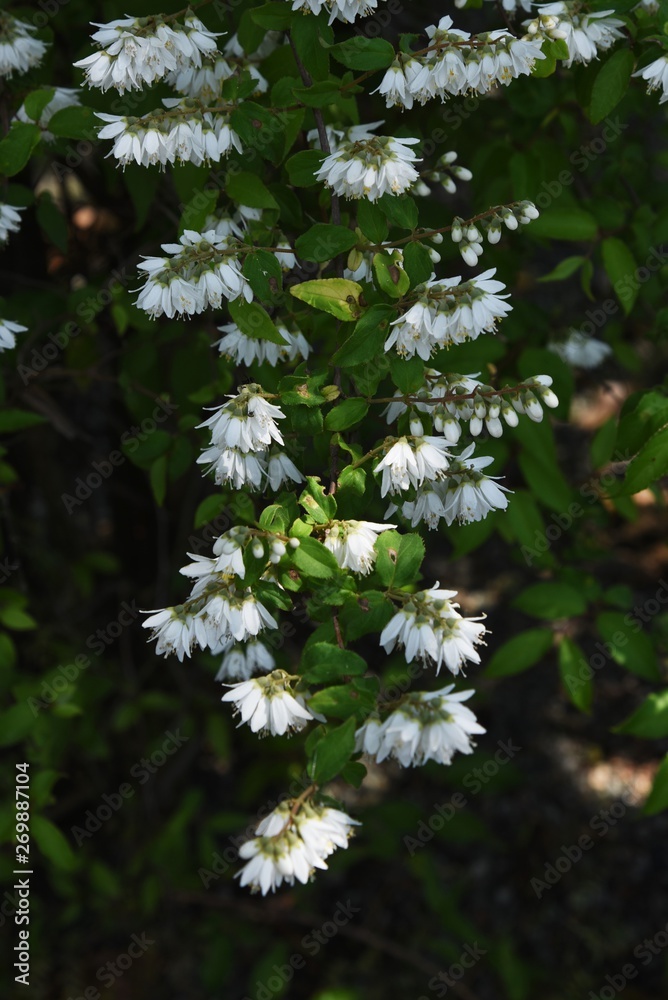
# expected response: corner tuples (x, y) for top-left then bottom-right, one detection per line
(0, 203), (23, 245)
(375, 429), (453, 498)
(523, 3), (624, 67)
(135, 230), (252, 319)
(292, 0), (387, 25)
(0, 318), (26, 353)
(236, 800), (359, 895)
(215, 638), (275, 682)
(385, 268), (511, 360)
(633, 55), (668, 104)
(450, 201), (539, 268)
(415, 150), (473, 198)
(74, 14), (221, 93)
(197, 385), (303, 493)
(315, 134), (420, 202)
(380, 584), (487, 675)
(356, 686), (485, 767)
(549, 330), (613, 369)
(0, 14), (47, 79)
(384, 371), (559, 443)
(216, 321), (310, 368)
(96, 101), (242, 168)
(16, 88), (81, 143)
(222, 671), (316, 736)
(322, 520), (396, 575)
(373, 17), (545, 110)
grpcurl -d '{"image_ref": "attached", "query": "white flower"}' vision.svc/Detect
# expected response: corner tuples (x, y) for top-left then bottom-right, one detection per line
(357, 686), (485, 767)
(197, 446), (266, 489)
(373, 62), (414, 110)
(307, 120), (385, 153)
(222, 672), (315, 736)
(0, 203), (23, 244)
(167, 53), (232, 100)
(236, 800), (358, 895)
(380, 583), (487, 675)
(0, 318), (26, 352)
(135, 230), (251, 318)
(215, 639), (275, 681)
(15, 88), (81, 143)
(292, 0), (385, 23)
(142, 607), (211, 662)
(385, 268), (512, 359)
(549, 330), (612, 368)
(323, 521), (396, 575)
(267, 451), (304, 492)
(198, 388), (285, 454)
(216, 321), (309, 367)
(315, 135), (420, 202)
(633, 54), (668, 103)
(375, 436), (452, 497)
(0, 15), (47, 79)
(440, 444), (511, 525)
(75, 14), (221, 93)
(527, 3), (624, 67)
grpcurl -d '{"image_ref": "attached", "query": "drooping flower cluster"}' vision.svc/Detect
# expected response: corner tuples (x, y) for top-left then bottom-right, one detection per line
(222, 671), (316, 736)
(0, 318), (26, 353)
(292, 0), (387, 25)
(168, 30), (280, 101)
(236, 800), (359, 895)
(307, 120), (385, 153)
(385, 268), (511, 360)
(315, 134), (421, 202)
(215, 638), (276, 682)
(197, 385), (302, 493)
(375, 427), (453, 497)
(523, 3), (624, 67)
(0, 203), (23, 245)
(0, 14), (47, 79)
(383, 371), (559, 443)
(633, 54), (668, 104)
(379, 585), (487, 675)
(74, 14), (221, 93)
(322, 521), (396, 575)
(356, 687), (485, 767)
(15, 88), (81, 143)
(96, 100), (242, 168)
(135, 230), (252, 319)
(373, 16), (545, 110)
(216, 321), (310, 368)
(450, 202), (539, 267)
(549, 330), (613, 369)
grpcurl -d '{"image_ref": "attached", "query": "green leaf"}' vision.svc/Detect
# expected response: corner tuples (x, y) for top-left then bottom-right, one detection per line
(32, 816), (78, 871)
(595, 611), (660, 681)
(325, 398), (369, 432)
(291, 12), (332, 81)
(613, 690), (668, 738)
(308, 678), (378, 722)
(528, 207), (598, 242)
(0, 702), (35, 747)
(24, 88), (55, 122)
(285, 149), (326, 187)
(588, 48), (634, 124)
(279, 373), (329, 406)
(643, 755), (668, 816)
(388, 353), (424, 393)
(36, 192), (68, 252)
(558, 638), (593, 713)
(179, 188), (218, 235)
(309, 717), (357, 784)
(608, 425), (668, 496)
(537, 255), (585, 283)
(243, 250), (282, 300)
(341, 760), (367, 788)
(301, 643), (367, 684)
(375, 531), (425, 589)
(295, 224), (357, 262)
(0, 605), (36, 630)
(290, 278), (363, 321)
(230, 102), (283, 160)
(513, 583), (588, 619)
(292, 79), (345, 107)
(259, 504), (291, 534)
(0, 409), (45, 432)
(150, 455), (168, 506)
(340, 590), (393, 639)
(601, 237), (638, 315)
(402, 242), (433, 288)
(357, 200), (388, 243)
(332, 303), (395, 366)
(193, 494), (227, 529)
(291, 535), (339, 579)
(251, 2), (294, 29)
(338, 464), (367, 495)
(228, 299), (285, 344)
(485, 628), (554, 678)
(227, 170), (279, 210)
(330, 36), (395, 70)
(380, 193), (418, 231)
(0, 123), (41, 177)
(299, 476), (337, 524)
(49, 105), (98, 140)
(372, 252), (409, 298)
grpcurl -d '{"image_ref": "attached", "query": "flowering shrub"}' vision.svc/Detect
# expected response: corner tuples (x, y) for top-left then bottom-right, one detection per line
(3, 0), (668, 950)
